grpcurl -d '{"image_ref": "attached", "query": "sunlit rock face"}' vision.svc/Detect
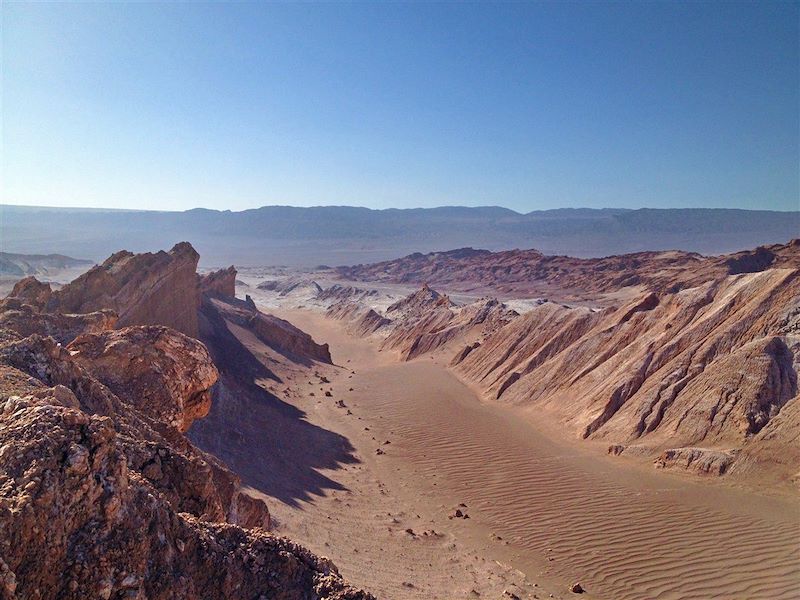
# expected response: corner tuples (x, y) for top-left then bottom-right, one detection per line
(47, 242), (201, 337)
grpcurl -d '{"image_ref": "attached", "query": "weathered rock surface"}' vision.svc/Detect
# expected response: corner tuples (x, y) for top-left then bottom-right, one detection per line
(654, 447), (739, 475)
(68, 326), (218, 432)
(47, 242), (201, 337)
(6, 277), (52, 309)
(250, 311), (333, 363)
(198, 266), (237, 298)
(0, 331), (268, 529)
(0, 388), (371, 600)
(333, 240), (800, 480)
(0, 299), (117, 345)
(0, 245), (373, 599)
(205, 290), (332, 364)
(452, 268), (800, 478)
(324, 284), (517, 361)
(337, 240), (800, 299)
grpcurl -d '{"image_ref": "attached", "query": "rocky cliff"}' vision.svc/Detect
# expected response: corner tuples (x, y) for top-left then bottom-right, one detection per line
(198, 265), (237, 298)
(47, 242), (201, 337)
(0, 246), (373, 600)
(452, 268), (800, 480)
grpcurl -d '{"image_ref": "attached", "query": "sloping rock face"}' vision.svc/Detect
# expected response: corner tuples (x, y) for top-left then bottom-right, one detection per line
(324, 284), (518, 361)
(385, 283), (453, 316)
(68, 327), (218, 432)
(198, 266), (237, 298)
(337, 240), (800, 299)
(250, 312), (332, 363)
(47, 242), (200, 337)
(385, 298), (517, 361)
(318, 284), (379, 305)
(452, 268), (800, 478)
(204, 292), (332, 364)
(0, 299), (117, 345)
(326, 303), (392, 337)
(6, 277), (52, 309)
(0, 389), (371, 600)
(0, 247), (372, 599)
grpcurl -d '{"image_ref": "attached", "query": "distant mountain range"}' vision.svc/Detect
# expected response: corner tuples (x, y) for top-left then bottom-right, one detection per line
(0, 251), (93, 277)
(2, 204), (798, 267)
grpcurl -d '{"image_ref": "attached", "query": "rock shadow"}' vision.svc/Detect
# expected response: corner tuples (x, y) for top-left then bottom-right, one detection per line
(188, 299), (359, 507)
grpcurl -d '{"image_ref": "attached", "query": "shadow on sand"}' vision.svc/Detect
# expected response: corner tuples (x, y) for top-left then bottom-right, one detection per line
(188, 298), (359, 507)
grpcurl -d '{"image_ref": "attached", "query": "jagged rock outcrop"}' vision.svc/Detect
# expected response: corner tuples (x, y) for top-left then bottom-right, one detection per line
(204, 293), (332, 364)
(0, 244), (371, 599)
(0, 331), (268, 529)
(0, 299), (117, 345)
(198, 266), (237, 298)
(250, 312), (332, 363)
(0, 388), (371, 600)
(353, 308), (392, 336)
(452, 268), (800, 477)
(47, 242), (201, 337)
(386, 283), (453, 316)
(6, 277), (52, 309)
(68, 327), (218, 432)
(326, 302), (392, 337)
(323, 283), (518, 361)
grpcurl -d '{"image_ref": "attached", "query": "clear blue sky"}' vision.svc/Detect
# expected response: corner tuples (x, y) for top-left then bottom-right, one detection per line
(3, 2), (798, 212)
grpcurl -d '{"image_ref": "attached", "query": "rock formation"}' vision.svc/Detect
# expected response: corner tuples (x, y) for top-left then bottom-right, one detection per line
(323, 283), (517, 361)
(337, 239), (800, 300)
(452, 268), (799, 479)
(6, 277), (52, 309)
(198, 265), (237, 298)
(68, 326), (219, 432)
(47, 242), (201, 337)
(0, 299), (117, 345)
(0, 246), (372, 599)
(334, 240), (800, 480)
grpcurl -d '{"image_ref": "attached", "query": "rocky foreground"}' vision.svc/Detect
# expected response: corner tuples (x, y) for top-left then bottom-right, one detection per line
(0, 243), (372, 600)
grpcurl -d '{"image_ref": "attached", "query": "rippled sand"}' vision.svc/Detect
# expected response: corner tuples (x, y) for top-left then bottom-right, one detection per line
(273, 308), (800, 600)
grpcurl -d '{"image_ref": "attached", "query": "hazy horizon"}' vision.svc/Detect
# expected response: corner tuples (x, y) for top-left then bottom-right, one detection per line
(4, 2), (798, 213)
(4, 202), (799, 215)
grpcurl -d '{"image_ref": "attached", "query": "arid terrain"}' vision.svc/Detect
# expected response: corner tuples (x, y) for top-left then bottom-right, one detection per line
(2, 239), (798, 599)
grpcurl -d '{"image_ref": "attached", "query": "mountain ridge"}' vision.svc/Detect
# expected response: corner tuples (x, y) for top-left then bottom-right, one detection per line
(2, 204), (797, 268)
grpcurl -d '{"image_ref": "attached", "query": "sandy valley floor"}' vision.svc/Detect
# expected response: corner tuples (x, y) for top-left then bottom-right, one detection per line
(256, 308), (799, 600)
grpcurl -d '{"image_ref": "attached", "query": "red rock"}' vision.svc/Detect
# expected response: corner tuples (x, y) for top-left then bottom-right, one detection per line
(67, 325), (218, 432)
(198, 265), (237, 298)
(7, 276), (52, 308)
(47, 242), (201, 337)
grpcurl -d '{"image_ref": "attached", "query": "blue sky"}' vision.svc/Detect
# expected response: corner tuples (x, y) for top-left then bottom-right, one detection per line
(3, 2), (798, 212)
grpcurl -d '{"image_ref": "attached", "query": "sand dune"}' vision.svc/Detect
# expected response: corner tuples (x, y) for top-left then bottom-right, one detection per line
(275, 308), (800, 600)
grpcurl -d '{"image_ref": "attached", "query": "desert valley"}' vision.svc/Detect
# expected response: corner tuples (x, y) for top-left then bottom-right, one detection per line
(1, 233), (798, 599)
(3, 3), (798, 598)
